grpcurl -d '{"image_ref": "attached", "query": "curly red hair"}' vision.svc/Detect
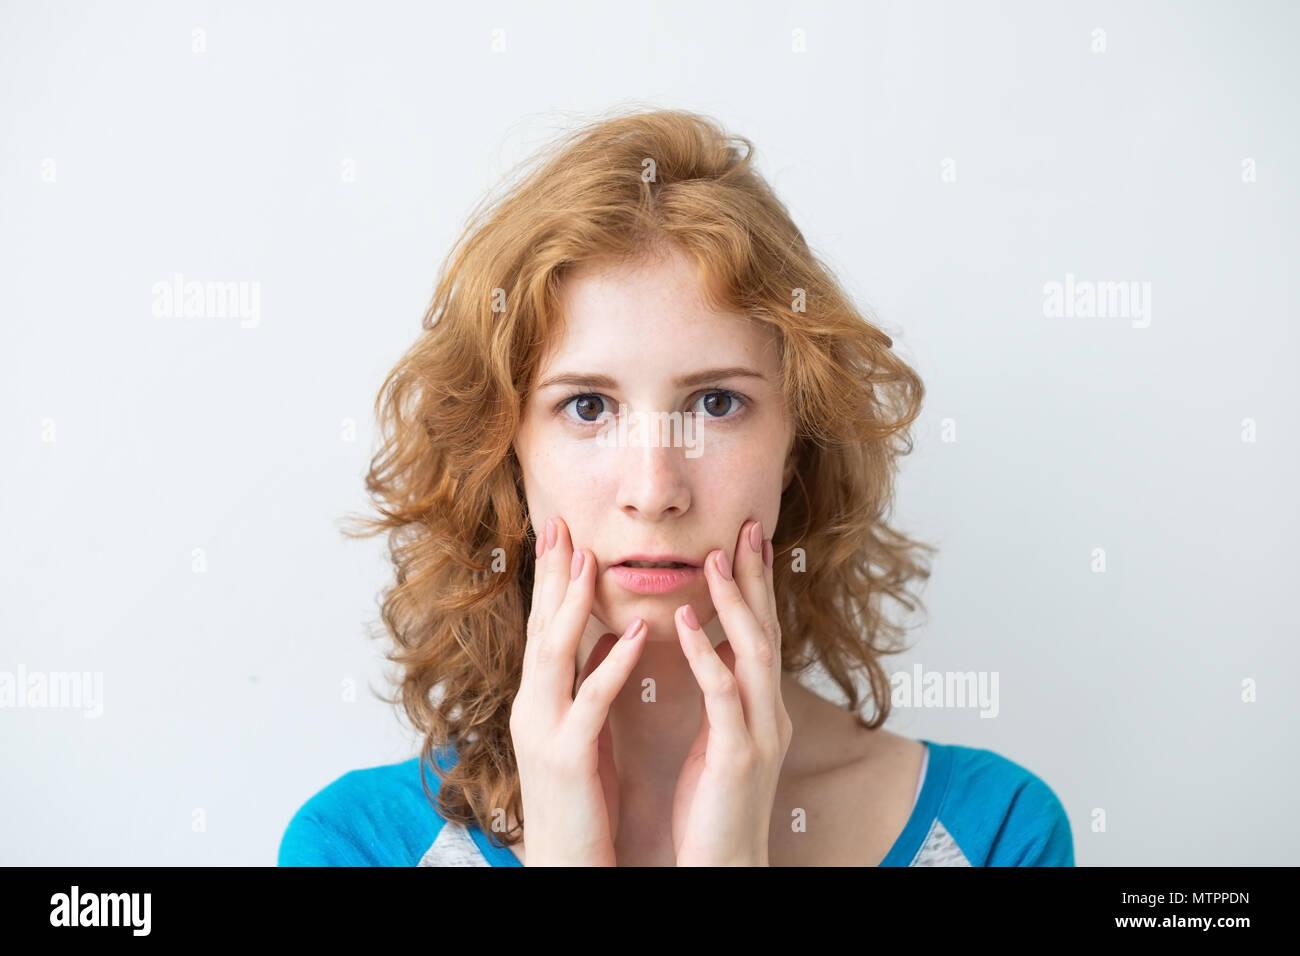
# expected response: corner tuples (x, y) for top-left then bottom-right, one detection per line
(341, 106), (935, 848)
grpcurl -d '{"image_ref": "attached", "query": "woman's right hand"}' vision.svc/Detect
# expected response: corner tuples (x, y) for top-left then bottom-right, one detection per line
(509, 515), (647, 866)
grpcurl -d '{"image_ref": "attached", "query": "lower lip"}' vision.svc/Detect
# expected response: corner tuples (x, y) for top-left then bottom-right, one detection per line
(611, 564), (702, 594)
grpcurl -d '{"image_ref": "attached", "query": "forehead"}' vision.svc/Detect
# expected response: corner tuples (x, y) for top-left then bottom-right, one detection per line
(543, 249), (781, 375)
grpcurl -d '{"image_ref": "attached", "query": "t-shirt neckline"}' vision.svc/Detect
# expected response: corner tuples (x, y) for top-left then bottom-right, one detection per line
(470, 738), (951, 867)
(878, 738), (950, 866)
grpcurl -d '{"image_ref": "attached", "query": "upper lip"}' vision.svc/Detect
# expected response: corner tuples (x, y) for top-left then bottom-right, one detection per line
(614, 553), (701, 567)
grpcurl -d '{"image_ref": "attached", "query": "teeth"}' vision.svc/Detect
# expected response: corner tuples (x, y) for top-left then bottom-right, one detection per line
(623, 561), (686, 568)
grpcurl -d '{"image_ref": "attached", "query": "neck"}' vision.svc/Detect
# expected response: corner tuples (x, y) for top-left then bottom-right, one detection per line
(574, 612), (811, 790)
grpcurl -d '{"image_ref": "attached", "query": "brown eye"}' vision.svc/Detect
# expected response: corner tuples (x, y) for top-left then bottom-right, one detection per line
(557, 388), (747, 427)
(558, 393), (608, 424)
(700, 391), (734, 417)
(573, 395), (604, 422)
(694, 389), (746, 420)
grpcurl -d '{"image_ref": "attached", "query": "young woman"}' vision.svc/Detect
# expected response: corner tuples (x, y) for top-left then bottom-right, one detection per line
(278, 107), (1073, 867)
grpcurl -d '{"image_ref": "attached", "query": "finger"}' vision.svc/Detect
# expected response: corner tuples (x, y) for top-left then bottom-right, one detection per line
(762, 536), (777, 628)
(565, 618), (647, 741)
(535, 516), (574, 634)
(523, 516), (559, 673)
(571, 631), (624, 781)
(703, 543), (781, 742)
(762, 537), (784, 708)
(754, 533), (786, 720)
(538, 540), (601, 705)
(524, 516), (578, 677)
(733, 519), (778, 660)
(675, 604), (749, 747)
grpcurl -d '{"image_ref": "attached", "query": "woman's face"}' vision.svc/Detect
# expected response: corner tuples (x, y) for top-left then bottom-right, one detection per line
(513, 246), (797, 642)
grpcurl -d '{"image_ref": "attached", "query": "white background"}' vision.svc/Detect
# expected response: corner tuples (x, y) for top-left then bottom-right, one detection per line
(1, 0), (1296, 865)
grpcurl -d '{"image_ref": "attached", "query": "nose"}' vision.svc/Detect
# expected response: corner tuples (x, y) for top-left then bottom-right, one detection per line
(615, 424), (691, 521)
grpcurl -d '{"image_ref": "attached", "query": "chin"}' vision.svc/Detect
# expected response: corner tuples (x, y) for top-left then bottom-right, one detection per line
(597, 601), (715, 644)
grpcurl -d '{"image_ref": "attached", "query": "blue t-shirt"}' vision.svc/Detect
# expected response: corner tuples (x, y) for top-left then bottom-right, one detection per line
(277, 738), (1074, 866)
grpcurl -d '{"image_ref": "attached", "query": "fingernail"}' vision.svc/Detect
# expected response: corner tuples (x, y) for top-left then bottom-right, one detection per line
(763, 539), (773, 569)
(535, 533), (544, 559)
(623, 618), (645, 640)
(546, 518), (557, 550)
(681, 604), (699, 630)
(715, 549), (732, 581)
(749, 521), (762, 552)
(570, 549), (584, 580)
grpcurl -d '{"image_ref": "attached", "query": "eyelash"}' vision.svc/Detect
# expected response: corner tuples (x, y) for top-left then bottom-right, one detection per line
(554, 388), (749, 427)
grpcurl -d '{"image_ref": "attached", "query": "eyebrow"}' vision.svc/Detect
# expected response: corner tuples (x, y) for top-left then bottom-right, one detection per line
(536, 366), (768, 391)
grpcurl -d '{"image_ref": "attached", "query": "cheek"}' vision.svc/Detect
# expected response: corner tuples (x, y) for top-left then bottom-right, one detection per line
(697, 447), (782, 512)
(520, 433), (601, 520)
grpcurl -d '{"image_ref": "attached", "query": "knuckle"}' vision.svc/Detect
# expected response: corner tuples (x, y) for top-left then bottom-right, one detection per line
(710, 671), (739, 699)
(778, 714), (794, 744)
(726, 745), (758, 774)
(534, 635), (558, 668)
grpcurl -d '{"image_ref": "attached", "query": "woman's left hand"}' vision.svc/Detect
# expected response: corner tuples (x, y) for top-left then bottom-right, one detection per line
(671, 518), (793, 866)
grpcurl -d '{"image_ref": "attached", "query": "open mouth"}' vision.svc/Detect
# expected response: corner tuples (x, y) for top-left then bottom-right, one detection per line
(610, 560), (702, 594)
